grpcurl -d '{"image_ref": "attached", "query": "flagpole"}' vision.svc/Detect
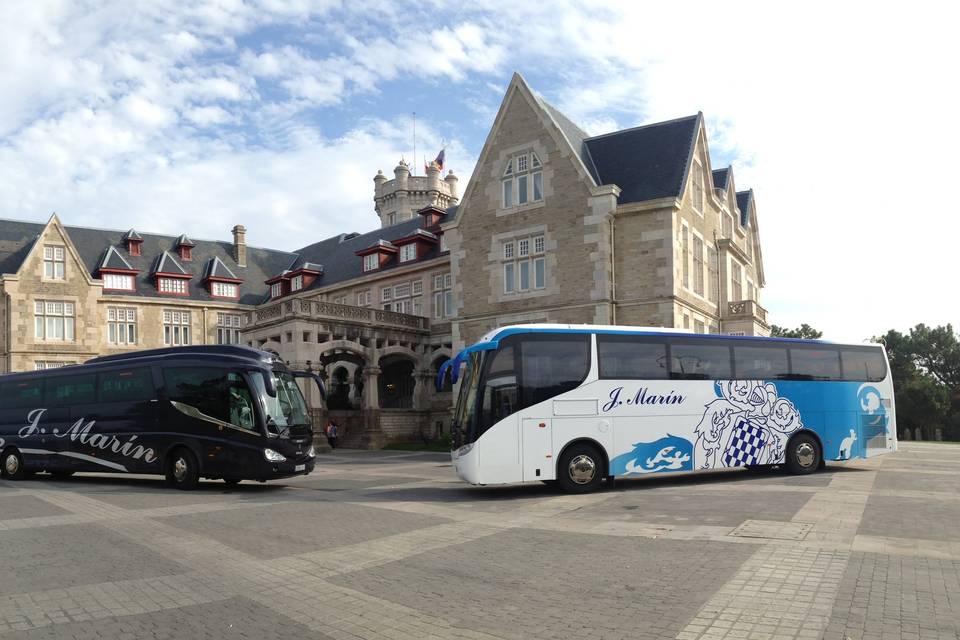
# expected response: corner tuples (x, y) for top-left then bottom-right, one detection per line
(412, 111), (416, 176)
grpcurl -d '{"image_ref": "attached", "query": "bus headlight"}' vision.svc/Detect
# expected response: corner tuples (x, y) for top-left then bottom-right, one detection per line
(307, 445), (316, 458)
(264, 448), (287, 463)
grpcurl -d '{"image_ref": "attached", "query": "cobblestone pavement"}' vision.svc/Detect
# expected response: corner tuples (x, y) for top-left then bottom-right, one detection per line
(1, 442), (959, 639)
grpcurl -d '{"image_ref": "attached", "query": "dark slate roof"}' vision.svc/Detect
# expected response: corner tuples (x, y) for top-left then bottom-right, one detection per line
(203, 256), (238, 280)
(534, 94), (598, 181)
(0, 219), (297, 305)
(98, 246), (135, 271)
(290, 206), (458, 292)
(712, 167), (730, 191)
(583, 114), (701, 204)
(736, 190), (753, 226)
(152, 251), (189, 276)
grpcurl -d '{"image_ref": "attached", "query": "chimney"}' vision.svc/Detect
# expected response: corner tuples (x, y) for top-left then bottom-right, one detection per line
(232, 224), (247, 267)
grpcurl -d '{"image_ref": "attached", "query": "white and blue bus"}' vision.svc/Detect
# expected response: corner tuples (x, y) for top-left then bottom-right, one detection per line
(437, 324), (895, 493)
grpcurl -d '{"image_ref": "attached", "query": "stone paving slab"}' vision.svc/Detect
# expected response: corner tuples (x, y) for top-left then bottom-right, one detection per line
(0, 495), (70, 520)
(0, 442), (958, 638)
(0, 523), (183, 597)
(331, 528), (754, 640)
(160, 501), (449, 559)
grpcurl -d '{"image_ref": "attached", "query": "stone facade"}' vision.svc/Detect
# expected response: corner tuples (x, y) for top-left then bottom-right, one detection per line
(0, 72), (770, 447)
(445, 73), (768, 349)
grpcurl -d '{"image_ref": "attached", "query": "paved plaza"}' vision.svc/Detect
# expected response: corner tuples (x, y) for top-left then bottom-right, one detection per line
(0, 442), (959, 639)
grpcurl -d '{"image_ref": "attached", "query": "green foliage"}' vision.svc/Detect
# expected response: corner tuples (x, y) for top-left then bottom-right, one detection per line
(874, 324), (960, 440)
(770, 323), (823, 339)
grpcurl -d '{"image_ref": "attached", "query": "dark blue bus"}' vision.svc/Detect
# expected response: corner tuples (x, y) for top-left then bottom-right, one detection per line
(0, 346), (323, 489)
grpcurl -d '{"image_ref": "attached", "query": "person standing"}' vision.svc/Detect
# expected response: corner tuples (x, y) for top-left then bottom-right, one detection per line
(326, 420), (339, 449)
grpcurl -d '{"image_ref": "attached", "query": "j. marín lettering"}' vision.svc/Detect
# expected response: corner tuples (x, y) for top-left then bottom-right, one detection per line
(17, 408), (157, 464)
(602, 387), (686, 412)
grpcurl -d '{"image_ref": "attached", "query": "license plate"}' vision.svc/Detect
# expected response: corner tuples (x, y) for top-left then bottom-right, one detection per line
(295, 464), (305, 472)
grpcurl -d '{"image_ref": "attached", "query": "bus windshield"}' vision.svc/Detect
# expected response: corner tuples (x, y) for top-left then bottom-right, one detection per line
(452, 352), (483, 449)
(251, 370), (310, 428)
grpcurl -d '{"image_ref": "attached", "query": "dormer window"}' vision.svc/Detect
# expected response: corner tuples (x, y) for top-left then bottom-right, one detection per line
(175, 235), (196, 261)
(99, 246), (139, 292)
(211, 282), (238, 298)
(399, 244), (416, 263)
(271, 282), (282, 298)
(104, 274), (135, 291)
(124, 230), (143, 256)
(291, 275), (303, 291)
(363, 254), (378, 272)
(158, 277), (188, 295)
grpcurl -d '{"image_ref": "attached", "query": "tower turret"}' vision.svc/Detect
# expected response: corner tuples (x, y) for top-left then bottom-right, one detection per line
(373, 156), (459, 228)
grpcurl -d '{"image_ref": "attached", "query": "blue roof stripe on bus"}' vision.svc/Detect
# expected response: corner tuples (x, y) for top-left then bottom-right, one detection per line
(479, 326), (841, 349)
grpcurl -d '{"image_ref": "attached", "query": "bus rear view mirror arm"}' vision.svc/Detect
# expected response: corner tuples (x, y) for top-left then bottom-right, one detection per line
(290, 370), (326, 401)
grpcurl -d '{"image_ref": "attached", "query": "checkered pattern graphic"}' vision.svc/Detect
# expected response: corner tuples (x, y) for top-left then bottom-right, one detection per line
(723, 418), (768, 467)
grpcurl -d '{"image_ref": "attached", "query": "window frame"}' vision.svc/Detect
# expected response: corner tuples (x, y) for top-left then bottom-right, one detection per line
(43, 245), (66, 280)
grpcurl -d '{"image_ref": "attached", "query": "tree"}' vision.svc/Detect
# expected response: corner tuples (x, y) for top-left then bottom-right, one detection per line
(770, 323), (823, 339)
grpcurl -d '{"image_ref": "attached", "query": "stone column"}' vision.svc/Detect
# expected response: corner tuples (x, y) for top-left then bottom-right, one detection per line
(413, 368), (434, 411)
(362, 366), (381, 410)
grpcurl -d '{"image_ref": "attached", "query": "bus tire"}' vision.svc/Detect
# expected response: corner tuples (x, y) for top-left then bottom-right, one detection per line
(785, 433), (821, 475)
(2, 448), (28, 481)
(166, 448), (200, 490)
(557, 443), (604, 494)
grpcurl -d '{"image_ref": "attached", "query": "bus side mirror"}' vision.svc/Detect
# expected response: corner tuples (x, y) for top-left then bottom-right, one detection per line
(291, 371), (326, 401)
(263, 373), (277, 397)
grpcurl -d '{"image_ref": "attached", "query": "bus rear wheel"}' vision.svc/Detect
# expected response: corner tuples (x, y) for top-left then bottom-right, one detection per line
(785, 433), (821, 475)
(557, 443), (604, 493)
(166, 448), (200, 490)
(2, 449), (28, 481)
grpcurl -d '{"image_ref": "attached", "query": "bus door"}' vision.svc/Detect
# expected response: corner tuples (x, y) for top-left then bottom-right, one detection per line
(162, 367), (263, 477)
(0, 376), (58, 472)
(69, 366), (161, 474)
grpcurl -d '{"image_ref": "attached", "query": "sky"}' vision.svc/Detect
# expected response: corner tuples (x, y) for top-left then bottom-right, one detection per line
(1, 0), (957, 342)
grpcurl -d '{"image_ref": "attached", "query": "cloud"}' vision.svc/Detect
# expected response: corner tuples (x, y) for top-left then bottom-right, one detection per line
(0, 0), (957, 341)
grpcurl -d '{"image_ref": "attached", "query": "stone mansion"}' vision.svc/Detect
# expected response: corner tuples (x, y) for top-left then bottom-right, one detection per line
(0, 73), (768, 446)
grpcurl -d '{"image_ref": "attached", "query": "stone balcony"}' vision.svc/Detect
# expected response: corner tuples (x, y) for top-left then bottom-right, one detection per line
(724, 299), (768, 324)
(249, 298), (430, 333)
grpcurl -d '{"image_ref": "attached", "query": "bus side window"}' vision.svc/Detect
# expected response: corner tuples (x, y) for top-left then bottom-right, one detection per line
(98, 368), (155, 402)
(840, 349), (887, 382)
(45, 374), (96, 406)
(226, 372), (256, 429)
(733, 344), (789, 380)
(163, 367), (229, 423)
(669, 341), (732, 380)
(597, 335), (668, 379)
(519, 335), (590, 407)
(789, 348), (842, 381)
(0, 378), (44, 409)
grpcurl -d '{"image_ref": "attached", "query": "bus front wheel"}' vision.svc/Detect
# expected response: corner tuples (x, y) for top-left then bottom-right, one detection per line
(557, 443), (604, 493)
(1, 448), (28, 481)
(785, 433), (821, 475)
(166, 448), (200, 490)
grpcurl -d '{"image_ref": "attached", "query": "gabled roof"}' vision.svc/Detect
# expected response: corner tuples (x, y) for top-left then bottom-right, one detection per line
(736, 190), (753, 226)
(175, 234), (196, 247)
(153, 251), (190, 276)
(203, 256), (239, 281)
(98, 245), (136, 272)
(534, 94), (597, 182)
(583, 114), (701, 204)
(712, 167), (730, 191)
(123, 229), (142, 241)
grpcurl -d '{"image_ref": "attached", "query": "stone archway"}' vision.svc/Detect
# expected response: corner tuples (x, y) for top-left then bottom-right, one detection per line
(379, 354), (416, 409)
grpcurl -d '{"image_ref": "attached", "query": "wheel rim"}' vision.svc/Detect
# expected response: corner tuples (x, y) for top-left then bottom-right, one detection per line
(795, 442), (816, 469)
(568, 454), (597, 485)
(173, 457), (189, 483)
(4, 453), (19, 476)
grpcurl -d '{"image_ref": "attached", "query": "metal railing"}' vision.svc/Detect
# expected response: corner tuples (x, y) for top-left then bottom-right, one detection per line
(726, 299), (768, 323)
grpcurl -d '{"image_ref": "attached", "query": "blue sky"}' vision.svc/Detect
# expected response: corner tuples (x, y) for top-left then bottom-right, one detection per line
(1, 0), (957, 340)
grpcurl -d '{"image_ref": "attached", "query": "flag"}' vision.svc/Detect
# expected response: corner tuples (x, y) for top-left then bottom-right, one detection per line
(426, 148), (445, 173)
